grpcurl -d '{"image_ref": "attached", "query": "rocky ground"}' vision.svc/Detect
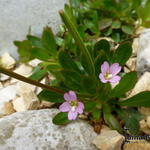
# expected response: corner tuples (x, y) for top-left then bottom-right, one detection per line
(1, 28), (150, 150)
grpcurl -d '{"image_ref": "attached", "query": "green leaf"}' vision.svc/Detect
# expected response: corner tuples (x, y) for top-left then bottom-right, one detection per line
(104, 113), (123, 133)
(59, 10), (95, 76)
(46, 63), (61, 71)
(53, 112), (71, 125)
(111, 32), (120, 43)
(117, 108), (142, 135)
(64, 4), (77, 27)
(31, 48), (50, 61)
(110, 72), (137, 98)
(82, 76), (96, 94)
(29, 66), (47, 81)
(104, 28), (112, 36)
(93, 109), (101, 121)
(84, 101), (96, 111)
(94, 50), (108, 76)
(14, 40), (33, 62)
(125, 116), (139, 135)
(94, 39), (110, 57)
(38, 90), (64, 103)
(42, 27), (57, 56)
(27, 35), (43, 48)
(61, 70), (82, 91)
(99, 18), (112, 30)
(113, 42), (132, 66)
(111, 20), (121, 29)
(119, 91), (150, 107)
(58, 51), (81, 73)
(103, 104), (122, 133)
(121, 25), (134, 35)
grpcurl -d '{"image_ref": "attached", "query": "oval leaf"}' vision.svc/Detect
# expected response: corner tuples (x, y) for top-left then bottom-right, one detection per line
(122, 25), (134, 35)
(103, 104), (123, 133)
(58, 51), (81, 73)
(27, 35), (43, 48)
(53, 112), (71, 125)
(111, 20), (121, 29)
(31, 48), (50, 61)
(119, 91), (150, 107)
(94, 39), (110, 57)
(42, 27), (57, 56)
(38, 90), (64, 103)
(113, 42), (132, 66)
(110, 72), (137, 98)
(29, 66), (47, 81)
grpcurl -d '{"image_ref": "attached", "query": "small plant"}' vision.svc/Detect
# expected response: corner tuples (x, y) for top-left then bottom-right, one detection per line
(0, 2), (150, 136)
(67, 0), (150, 42)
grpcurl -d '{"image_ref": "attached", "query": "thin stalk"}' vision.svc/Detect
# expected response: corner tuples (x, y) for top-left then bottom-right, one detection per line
(0, 67), (64, 94)
(59, 10), (95, 76)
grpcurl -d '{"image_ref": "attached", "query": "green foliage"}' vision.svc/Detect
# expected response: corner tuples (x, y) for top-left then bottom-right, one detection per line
(117, 108), (143, 135)
(94, 39), (110, 57)
(29, 65), (47, 81)
(14, 40), (33, 62)
(41, 27), (57, 57)
(53, 112), (71, 125)
(113, 42), (132, 66)
(103, 104), (123, 133)
(119, 91), (150, 107)
(110, 72), (137, 98)
(58, 51), (81, 73)
(69, 0), (150, 42)
(38, 90), (64, 103)
(11, 0), (150, 134)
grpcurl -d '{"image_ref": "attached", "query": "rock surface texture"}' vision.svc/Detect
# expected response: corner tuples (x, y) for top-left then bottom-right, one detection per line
(93, 129), (124, 150)
(0, 109), (98, 150)
(136, 29), (150, 75)
(0, 0), (67, 58)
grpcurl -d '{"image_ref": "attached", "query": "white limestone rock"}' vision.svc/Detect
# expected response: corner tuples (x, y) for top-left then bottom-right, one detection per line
(12, 91), (40, 112)
(0, 0), (68, 58)
(28, 59), (42, 67)
(93, 129), (124, 150)
(128, 72), (150, 97)
(14, 64), (32, 77)
(0, 85), (17, 114)
(136, 29), (150, 75)
(0, 52), (15, 69)
(3, 101), (16, 115)
(16, 81), (36, 95)
(10, 64), (32, 83)
(0, 109), (98, 150)
(0, 74), (10, 81)
(124, 58), (136, 73)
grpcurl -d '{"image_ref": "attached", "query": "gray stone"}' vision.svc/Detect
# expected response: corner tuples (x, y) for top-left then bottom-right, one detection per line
(136, 29), (150, 75)
(0, 0), (67, 58)
(0, 109), (98, 150)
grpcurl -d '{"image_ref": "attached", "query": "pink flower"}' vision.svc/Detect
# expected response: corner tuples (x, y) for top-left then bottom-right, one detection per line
(59, 91), (84, 120)
(99, 61), (121, 83)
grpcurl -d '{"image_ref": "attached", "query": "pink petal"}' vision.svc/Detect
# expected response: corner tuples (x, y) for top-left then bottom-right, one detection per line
(101, 61), (109, 74)
(64, 90), (77, 101)
(59, 102), (70, 112)
(68, 111), (78, 120)
(76, 102), (84, 114)
(109, 75), (121, 83)
(110, 63), (121, 76)
(99, 73), (108, 83)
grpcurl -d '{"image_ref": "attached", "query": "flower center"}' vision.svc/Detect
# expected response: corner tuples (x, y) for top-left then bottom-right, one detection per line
(69, 101), (78, 112)
(104, 73), (113, 80)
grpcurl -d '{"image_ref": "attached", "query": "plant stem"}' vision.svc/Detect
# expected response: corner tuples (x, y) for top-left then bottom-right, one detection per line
(0, 66), (65, 94)
(59, 10), (95, 76)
